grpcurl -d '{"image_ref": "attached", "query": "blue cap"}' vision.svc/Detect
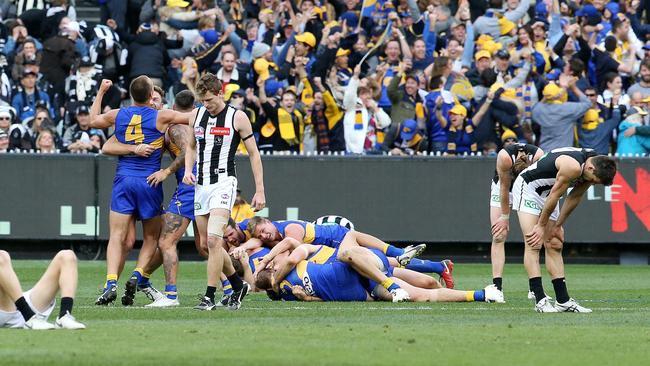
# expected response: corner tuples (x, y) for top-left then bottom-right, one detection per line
(199, 29), (220, 45)
(546, 68), (562, 81)
(340, 11), (359, 29)
(400, 119), (418, 141)
(575, 4), (599, 17)
(605, 2), (620, 16)
(265, 79), (284, 96)
(535, 2), (548, 16)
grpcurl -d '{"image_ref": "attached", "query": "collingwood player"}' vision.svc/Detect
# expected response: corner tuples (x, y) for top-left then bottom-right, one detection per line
(489, 136), (543, 300)
(512, 147), (616, 313)
(183, 73), (265, 311)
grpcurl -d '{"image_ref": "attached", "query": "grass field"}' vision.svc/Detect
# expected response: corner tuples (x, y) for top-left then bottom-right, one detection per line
(1, 260), (649, 366)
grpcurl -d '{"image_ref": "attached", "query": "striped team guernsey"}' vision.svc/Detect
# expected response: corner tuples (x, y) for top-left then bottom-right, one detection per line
(519, 147), (597, 197)
(193, 105), (241, 185)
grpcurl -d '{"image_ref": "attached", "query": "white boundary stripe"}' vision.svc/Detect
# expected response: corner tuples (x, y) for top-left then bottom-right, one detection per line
(77, 305), (650, 311)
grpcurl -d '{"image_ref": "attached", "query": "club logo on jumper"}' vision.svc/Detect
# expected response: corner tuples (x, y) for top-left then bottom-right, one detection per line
(524, 199), (541, 210)
(221, 194), (229, 200)
(194, 126), (205, 139)
(210, 127), (230, 136)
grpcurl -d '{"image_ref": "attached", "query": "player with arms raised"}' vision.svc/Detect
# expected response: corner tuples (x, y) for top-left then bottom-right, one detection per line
(183, 73), (265, 310)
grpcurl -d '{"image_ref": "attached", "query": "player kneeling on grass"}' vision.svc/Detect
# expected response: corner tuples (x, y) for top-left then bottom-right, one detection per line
(255, 244), (502, 303)
(0, 250), (85, 330)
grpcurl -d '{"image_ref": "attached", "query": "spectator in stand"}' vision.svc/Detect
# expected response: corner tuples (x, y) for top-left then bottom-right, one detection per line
(62, 105), (105, 153)
(0, 129), (8, 153)
(343, 65), (391, 154)
(4, 22), (42, 59)
(532, 75), (592, 151)
(127, 22), (167, 87)
(627, 58), (650, 98)
(302, 70), (344, 153)
(215, 49), (247, 90)
(0, 110), (11, 135)
(388, 60), (424, 128)
(382, 118), (427, 155)
(473, 0), (530, 39)
(257, 76), (303, 153)
(435, 96), (490, 155)
(11, 69), (52, 121)
(11, 38), (40, 81)
(598, 72), (630, 111)
(34, 128), (57, 153)
(578, 87), (623, 154)
(617, 106), (650, 155)
(40, 20), (79, 99)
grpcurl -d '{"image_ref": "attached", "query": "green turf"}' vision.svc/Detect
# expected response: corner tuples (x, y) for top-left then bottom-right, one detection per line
(1, 260), (649, 366)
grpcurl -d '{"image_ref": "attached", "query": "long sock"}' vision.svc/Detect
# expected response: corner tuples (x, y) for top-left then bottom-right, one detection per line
(138, 271), (152, 287)
(15, 297), (35, 321)
(226, 274), (243, 292)
(222, 280), (233, 296)
(165, 284), (177, 300)
(382, 244), (405, 258)
(59, 297), (73, 318)
(381, 278), (400, 292)
(205, 286), (217, 303)
(552, 278), (570, 303)
(493, 277), (503, 291)
(529, 277), (546, 303)
(466, 290), (486, 302)
(405, 259), (445, 274)
(131, 268), (144, 283)
(105, 274), (118, 289)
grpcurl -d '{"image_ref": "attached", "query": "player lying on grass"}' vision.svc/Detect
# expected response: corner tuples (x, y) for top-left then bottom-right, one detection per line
(0, 250), (85, 330)
(226, 217), (456, 288)
(255, 244), (502, 303)
(231, 242), (442, 293)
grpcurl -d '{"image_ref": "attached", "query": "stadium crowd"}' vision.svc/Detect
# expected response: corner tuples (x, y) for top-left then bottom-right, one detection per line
(0, 0), (650, 156)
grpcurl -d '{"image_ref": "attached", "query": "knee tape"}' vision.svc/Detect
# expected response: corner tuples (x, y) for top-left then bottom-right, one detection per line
(208, 216), (229, 238)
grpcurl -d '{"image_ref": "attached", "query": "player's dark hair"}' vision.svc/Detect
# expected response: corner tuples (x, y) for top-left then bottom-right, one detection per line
(227, 217), (237, 229)
(255, 268), (274, 290)
(266, 289), (281, 301)
(592, 156), (617, 186)
(230, 255), (244, 277)
(195, 73), (223, 99)
(130, 75), (153, 104)
(174, 90), (195, 111)
(512, 152), (531, 178)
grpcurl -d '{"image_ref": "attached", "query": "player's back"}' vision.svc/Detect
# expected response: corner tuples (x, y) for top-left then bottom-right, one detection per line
(166, 124), (196, 183)
(115, 105), (164, 177)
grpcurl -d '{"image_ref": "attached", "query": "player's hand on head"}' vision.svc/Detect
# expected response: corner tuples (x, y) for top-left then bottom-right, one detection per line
(251, 191), (266, 212)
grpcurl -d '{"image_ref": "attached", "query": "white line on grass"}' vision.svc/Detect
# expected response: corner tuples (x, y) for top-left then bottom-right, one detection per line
(78, 305), (650, 311)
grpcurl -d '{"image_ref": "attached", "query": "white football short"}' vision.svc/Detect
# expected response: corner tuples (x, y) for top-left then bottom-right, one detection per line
(194, 176), (238, 216)
(0, 289), (56, 328)
(511, 176), (560, 221)
(490, 181), (513, 209)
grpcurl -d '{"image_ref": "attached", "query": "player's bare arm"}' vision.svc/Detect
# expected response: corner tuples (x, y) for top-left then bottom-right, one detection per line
(273, 244), (318, 288)
(90, 80), (119, 129)
(554, 181), (592, 228)
(147, 125), (191, 187)
(101, 135), (154, 157)
(235, 110), (265, 211)
(182, 109), (200, 186)
(493, 151), (513, 237)
(291, 285), (323, 302)
(257, 237), (302, 273)
(527, 157), (581, 248)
